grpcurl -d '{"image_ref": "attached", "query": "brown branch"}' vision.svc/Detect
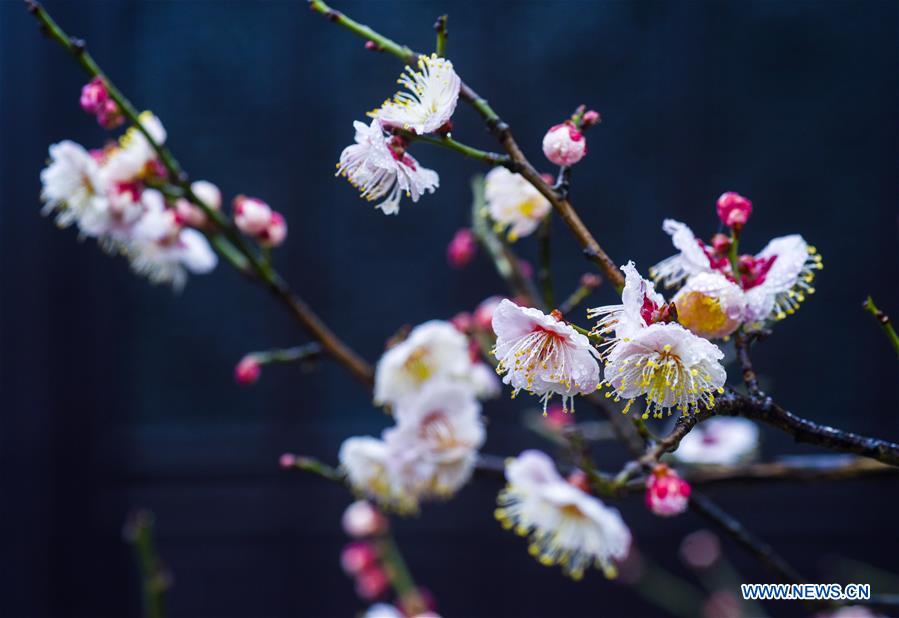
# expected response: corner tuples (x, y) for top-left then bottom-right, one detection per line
(28, 0), (374, 388)
(714, 390), (899, 467)
(734, 330), (762, 397)
(307, 0), (625, 293)
(680, 455), (897, 486)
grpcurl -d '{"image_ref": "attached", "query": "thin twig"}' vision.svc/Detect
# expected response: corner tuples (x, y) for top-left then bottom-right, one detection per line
(307, 0), (625, 292)
(246, 343), (323, 368)
(433, 14), (448, 57)
(558, 274), (602, 316)
(863, 296), (899, 357)
(537, 216), (554, 309)
(393, 129), (509, 166)
(28, 0), (375, 387)
(734, 329), (762, 397)
(123, 510), (171, 618)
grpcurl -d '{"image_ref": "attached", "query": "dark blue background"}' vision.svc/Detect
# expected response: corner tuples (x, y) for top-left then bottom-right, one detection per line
(1, 1), (897, 616)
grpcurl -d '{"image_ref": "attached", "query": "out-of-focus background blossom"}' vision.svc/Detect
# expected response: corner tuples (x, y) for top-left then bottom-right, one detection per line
(0, 1), (896, 616)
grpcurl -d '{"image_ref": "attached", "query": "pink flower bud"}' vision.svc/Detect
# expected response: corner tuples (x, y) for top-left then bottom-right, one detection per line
(260, 211), (287, 247)
(716, 191), (753, 229)
(234, 355), (261, 386)
(711, 233), (732, 255)
(473, 296), (505, 331)
(80, 77), (107, 114)
(355, 565), (390, 600)
(233, 195), (272, 236)
(342, 500), (386, 538)
(582, 109), (601, 127)
(97, 98), (124, 129)
(192, 180), (222, 211)
(645, 464), (690, 517)
(446, 228), (477, 269)
(279, 453), (297, 469)
(450, 311), (473, 333)
(341, 541), (378, 576)
(175, 199), (207, 228)
(580, 273), (602, 289)
(542, 122), (587, 166)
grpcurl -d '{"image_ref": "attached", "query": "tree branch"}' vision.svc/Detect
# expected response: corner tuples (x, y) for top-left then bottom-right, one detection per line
(28, 0), (375, 387)
(734, 330), (762, 397)
(863, 295), (899, 358)
(307, 0), (625, 293)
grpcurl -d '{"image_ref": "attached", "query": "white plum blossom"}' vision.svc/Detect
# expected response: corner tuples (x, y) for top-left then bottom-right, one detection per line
(675, 418), (760, 465)
(371, 54), (460, 135)
(337, 119), (439, 215)
(650, 219), (822, 329)
(492, 299), (601, 413)
(101, 112), (167, 184)
(484, 167), (552, 240)
(40, 140), (107, 231)
(469, 362), (502, 400)
(589, 262), (727, 418)
(338, 436), (418, 513)
(374, 320), (482, 408)
(495, 450), (632, 580)
(126, 190), (217, 290)
(673, 271), (746, 339)
(383, 380), (485, 498)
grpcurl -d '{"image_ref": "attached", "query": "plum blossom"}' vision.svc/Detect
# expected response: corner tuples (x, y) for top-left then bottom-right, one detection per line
(495, 450), (631, 580)
(492, 299), (601, 413)
(484, 167), (551, 240)
(542, 122), (587, 166)
(383, 380), (485, 498)
(650, 217), (822, 329)
(371, 54), (460, 134)
(126, 190), (218, 290)
(645, 464), (690, 517)
(374, 320), (485, 408)
(40, 140), (107, 231)
(674, 418), (760, 465)
(589, 262), (726, 418)
(175, 180), (222, 228)
(672, 272), (746, 339)
(337, 119), (439, 215)
(339, 436), (418, 513)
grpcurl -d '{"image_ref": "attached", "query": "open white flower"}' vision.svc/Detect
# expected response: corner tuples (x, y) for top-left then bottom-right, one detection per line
(673, 271), (746, 339)
(374, 320), (474, 407)
(495, 450), (631, 580)
(102, 111), (167, 184)
(339, 436), (417, 513)
(384, 380), (485, 498)
(674, 418), (760, 465)
(589, 262), (726, 418)
(40, 140), (107, 231)
(493, 299), (601, 413)
(650, 219), (822, 329)
(484, 167), (551, 240)
(126, 190), (217, 291)
(371, 54), (460, 135)
(337, 119), (439, 215)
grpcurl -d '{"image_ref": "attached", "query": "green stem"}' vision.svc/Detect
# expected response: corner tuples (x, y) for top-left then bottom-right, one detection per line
(124, 510), (169, 618)
(728, 229), (741, 276)
(308, 0), (417, 63)
(863, 296), (899, 358)
(537, 216), (554, 309)
(251, 343), (323, 367)
(375, 533), (426, 614)
(434, 14), (448, 57)
(288, 455), (346, 483)
(28, 0), (375, 387)
(396, 130), (509, 167)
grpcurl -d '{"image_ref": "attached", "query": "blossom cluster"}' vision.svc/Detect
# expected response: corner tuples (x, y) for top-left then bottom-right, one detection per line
(339, 321), (498, 512)
(40, 112), (218, 290)
(651, 193), (823, 337)
(337, 55), (459, 214)
(496, 450), (632, 580)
